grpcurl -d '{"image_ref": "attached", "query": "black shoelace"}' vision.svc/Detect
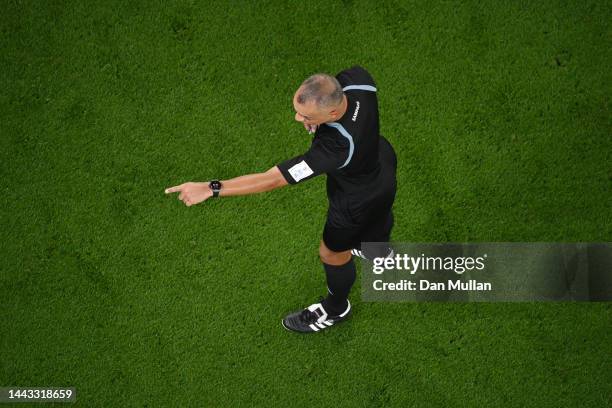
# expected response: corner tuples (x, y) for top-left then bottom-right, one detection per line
(299, 297), (327, 324)
(299, 309), (320, 324)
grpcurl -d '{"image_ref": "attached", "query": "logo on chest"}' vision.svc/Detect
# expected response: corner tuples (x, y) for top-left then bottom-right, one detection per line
(352, 101), (360, 122)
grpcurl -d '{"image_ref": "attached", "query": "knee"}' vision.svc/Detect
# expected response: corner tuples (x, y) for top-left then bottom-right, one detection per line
(319, 242), (335, 264)
(319, 241), (350, 265)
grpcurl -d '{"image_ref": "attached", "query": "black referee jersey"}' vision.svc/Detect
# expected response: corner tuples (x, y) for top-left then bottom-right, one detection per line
(277, 65), (397, 235)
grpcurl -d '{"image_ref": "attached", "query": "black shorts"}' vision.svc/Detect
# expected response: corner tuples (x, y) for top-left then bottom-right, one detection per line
(323, 209), (394, 252)
(323, 136), (397, 252)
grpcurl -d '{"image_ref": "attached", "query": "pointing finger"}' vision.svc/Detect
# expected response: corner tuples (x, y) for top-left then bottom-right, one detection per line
(165, 184), (183, 194)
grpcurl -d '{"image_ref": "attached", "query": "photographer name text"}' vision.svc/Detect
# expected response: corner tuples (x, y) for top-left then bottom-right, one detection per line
(373, 279), (492, 291)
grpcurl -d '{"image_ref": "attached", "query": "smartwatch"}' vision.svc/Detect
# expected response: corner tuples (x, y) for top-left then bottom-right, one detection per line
(209, 180), (222, 198)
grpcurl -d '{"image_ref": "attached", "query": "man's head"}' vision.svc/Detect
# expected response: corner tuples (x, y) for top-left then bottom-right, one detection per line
(293, 74), (347, 126)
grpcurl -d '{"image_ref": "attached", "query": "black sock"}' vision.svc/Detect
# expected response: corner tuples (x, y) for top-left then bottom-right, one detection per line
(321, 259), (356, 315)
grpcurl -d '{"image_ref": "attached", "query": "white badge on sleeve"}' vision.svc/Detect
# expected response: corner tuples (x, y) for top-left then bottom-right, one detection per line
(288, 160), (314, 182)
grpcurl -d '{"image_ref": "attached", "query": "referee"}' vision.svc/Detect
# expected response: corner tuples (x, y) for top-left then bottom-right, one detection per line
(165, 65), (397, 333)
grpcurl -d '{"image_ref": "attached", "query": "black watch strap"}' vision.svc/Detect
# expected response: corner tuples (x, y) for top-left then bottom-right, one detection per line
(209, 180), (222, 198)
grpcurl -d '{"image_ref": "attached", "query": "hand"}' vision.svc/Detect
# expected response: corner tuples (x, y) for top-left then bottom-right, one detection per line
(165, 182), (213, 207)
(303, 123), (318, 134)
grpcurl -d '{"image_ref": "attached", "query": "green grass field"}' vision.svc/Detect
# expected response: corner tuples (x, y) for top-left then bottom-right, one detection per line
(1, 1), (611, 406)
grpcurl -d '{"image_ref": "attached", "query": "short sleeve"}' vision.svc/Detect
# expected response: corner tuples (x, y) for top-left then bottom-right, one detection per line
(336, 65), (376, 88)
(277, 133), (350, 184)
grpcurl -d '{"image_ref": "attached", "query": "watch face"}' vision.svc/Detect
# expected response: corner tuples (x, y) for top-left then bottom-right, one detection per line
(210, 180), (222, 190)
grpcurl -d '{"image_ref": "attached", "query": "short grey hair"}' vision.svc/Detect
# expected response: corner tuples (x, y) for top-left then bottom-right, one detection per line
(296, 73), (344, 108)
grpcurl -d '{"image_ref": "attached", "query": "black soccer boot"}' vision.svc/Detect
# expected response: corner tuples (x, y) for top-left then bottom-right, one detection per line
(282, 299), (352, 333)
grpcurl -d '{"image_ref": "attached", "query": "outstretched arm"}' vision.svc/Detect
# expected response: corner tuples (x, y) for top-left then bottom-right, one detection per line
(164, 166), (288, 207)
(218, 166), (288, 196)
